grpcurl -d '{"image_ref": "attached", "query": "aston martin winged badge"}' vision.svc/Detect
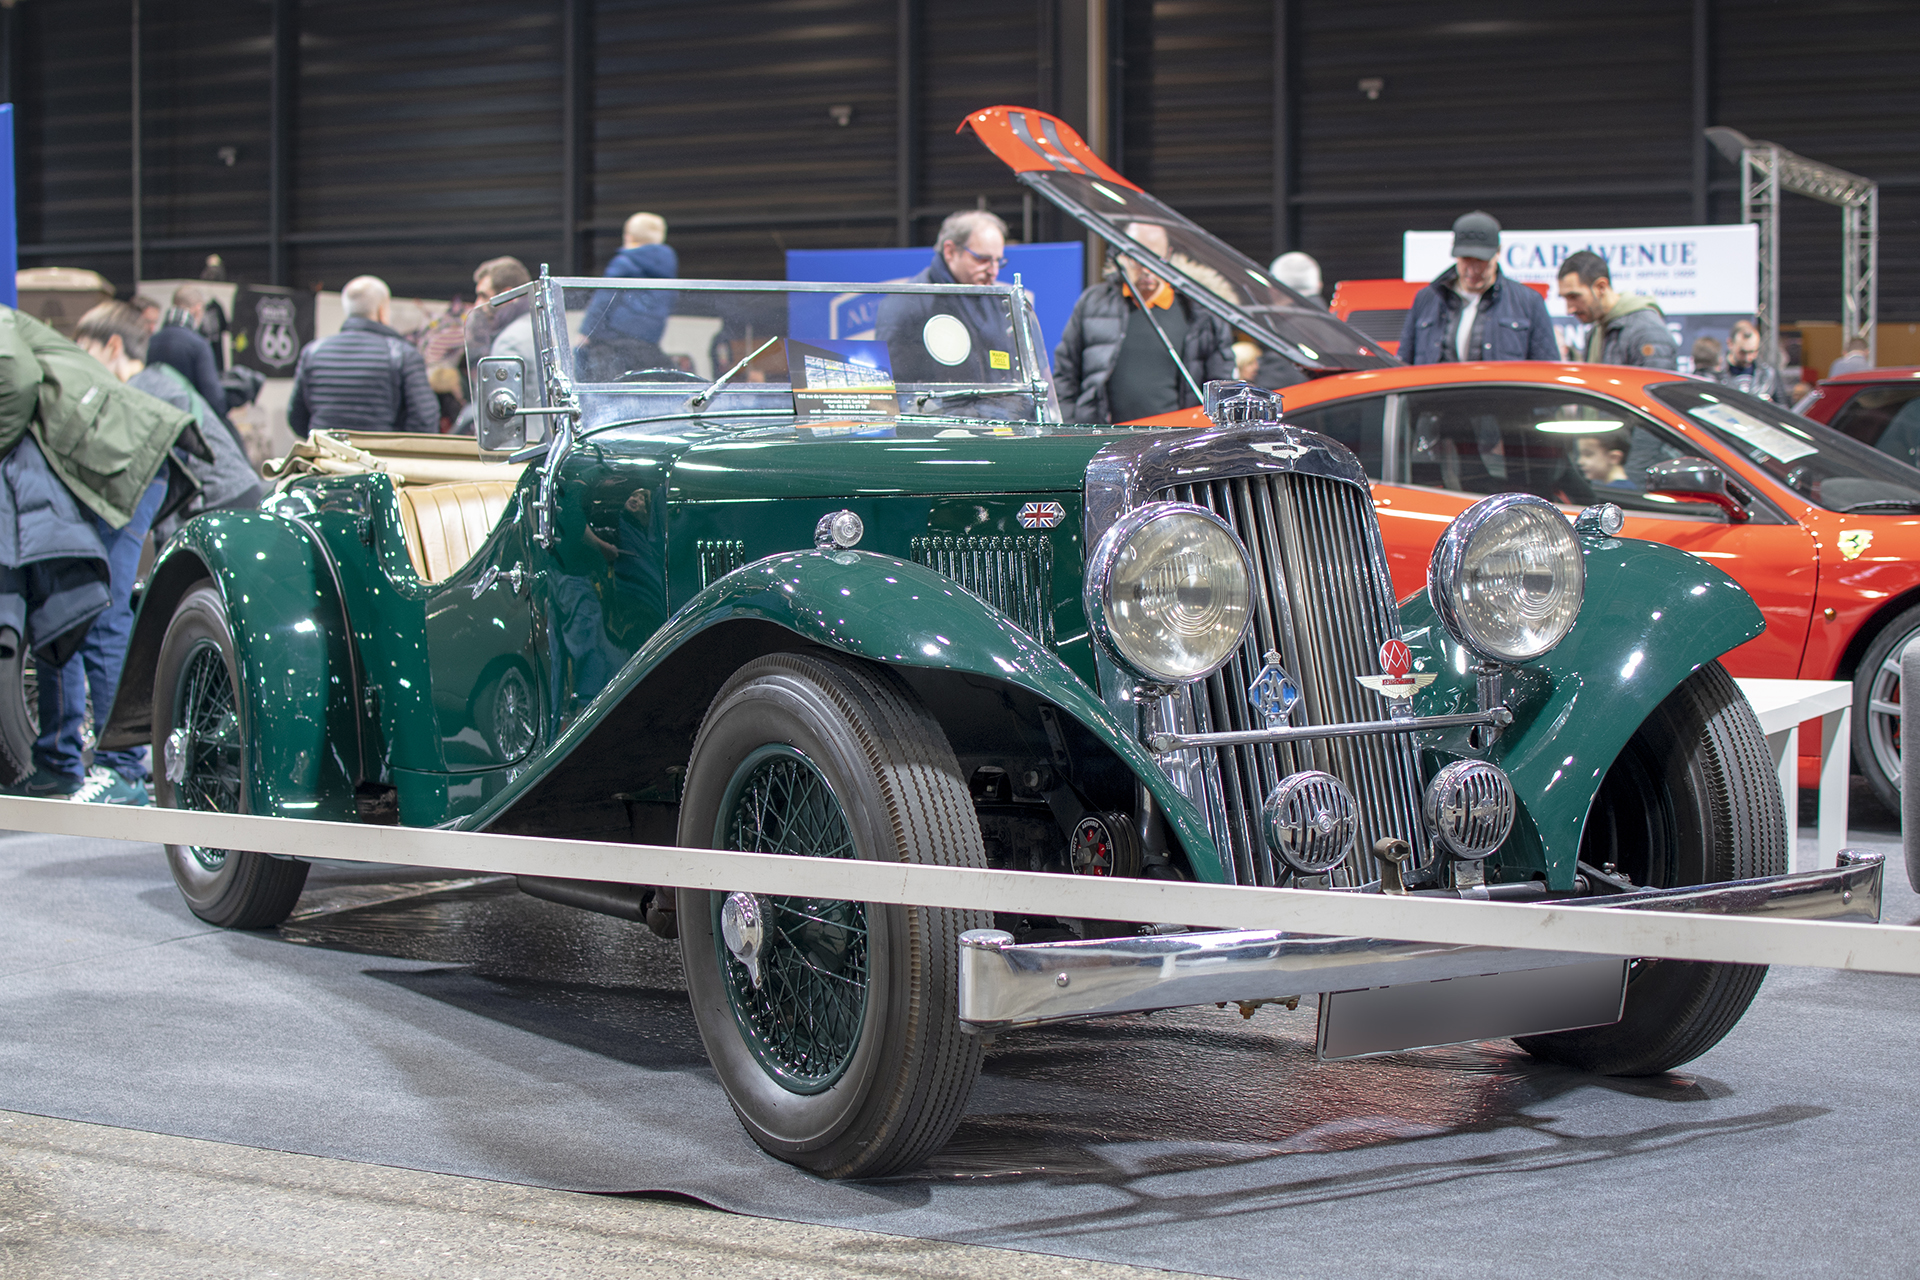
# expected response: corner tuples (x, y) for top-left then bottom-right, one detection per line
(1355, 638), (1436, 700)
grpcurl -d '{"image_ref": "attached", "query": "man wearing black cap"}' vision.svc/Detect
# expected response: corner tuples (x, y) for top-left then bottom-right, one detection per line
(1399, 211), (1558, 365)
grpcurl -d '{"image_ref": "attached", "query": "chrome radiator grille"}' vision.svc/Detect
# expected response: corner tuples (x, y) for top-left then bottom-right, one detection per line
(910, 535), (1054, 643)
(1157, 472), (1429, 886)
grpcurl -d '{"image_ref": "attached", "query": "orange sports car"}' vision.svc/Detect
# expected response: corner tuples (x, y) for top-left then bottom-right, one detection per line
(967, 104), (1920, 808)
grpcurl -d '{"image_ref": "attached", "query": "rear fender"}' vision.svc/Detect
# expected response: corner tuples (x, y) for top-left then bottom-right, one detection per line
(103, 512), (361, 821)
(1404, 532), (1767, 888)
(471, 549), (1228, 880)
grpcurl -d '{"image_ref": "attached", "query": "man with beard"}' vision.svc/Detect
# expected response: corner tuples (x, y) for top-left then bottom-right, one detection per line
(1556, 250), (1678, 370)
(474, 256), (536, 369)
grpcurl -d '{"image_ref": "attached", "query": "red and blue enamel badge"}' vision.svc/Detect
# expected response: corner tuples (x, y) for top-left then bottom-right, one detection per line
(1355, 638), (1436, 699)
(1018, 502), (1066, 529)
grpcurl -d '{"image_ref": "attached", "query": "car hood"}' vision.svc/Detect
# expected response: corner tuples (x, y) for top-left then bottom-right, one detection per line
(638, 422), (1132, 503)
(962, 105), (1397, 377)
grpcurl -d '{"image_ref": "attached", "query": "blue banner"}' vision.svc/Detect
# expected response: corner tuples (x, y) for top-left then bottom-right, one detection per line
(785, 243), (1083, 358)
(0, 105), (15, 308)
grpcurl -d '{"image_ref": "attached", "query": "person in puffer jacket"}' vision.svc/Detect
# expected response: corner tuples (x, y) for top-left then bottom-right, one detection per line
(287, 275), (438, 436)
(1052, 222), (1233, 424)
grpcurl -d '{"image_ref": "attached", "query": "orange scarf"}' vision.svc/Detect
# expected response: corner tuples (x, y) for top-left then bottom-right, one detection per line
(1123, 279), (1174, 310)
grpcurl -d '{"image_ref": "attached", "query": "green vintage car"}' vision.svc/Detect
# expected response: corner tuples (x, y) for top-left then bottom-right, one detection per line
(102, 273), (1882, 1178)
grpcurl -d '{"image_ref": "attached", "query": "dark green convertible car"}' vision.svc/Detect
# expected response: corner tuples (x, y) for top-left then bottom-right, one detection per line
(101, 273), (1882, 1178)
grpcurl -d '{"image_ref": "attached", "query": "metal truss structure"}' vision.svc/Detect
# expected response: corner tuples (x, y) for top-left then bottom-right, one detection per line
(1707, 127), (1879, 371)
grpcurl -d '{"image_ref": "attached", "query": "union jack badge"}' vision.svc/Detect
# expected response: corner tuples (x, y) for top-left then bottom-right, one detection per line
(1018, 501), (1066, 529)
(1355, 637), (1437, 700)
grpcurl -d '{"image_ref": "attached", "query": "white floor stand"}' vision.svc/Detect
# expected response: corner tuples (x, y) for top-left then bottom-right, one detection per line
(1734, 678), (1852, 872)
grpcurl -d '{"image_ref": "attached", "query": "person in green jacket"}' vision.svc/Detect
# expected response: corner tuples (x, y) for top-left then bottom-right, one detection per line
(8, 301), (200, 804)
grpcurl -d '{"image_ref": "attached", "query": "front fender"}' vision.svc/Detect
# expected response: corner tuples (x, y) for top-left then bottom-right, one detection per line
(104, 512), (361, 821)
(466, 548), (1228, 880)
(1405, 531), (1767, 888)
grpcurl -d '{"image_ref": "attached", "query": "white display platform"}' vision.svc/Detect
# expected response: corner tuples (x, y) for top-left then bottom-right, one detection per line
(1734, 678), (1852, 871)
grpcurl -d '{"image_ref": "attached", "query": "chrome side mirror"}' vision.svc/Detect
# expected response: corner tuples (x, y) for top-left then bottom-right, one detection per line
(1645, 456), (1749, 523)
(475, 356), (526, 454)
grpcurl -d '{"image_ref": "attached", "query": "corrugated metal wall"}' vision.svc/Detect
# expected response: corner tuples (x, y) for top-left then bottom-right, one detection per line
(1712, 0), (1919, 326)
(593, 0), (898, 282)
(1289, 3), (1700, 276)
(9, 0), (1918, 323)
(292, 1), (565, 291)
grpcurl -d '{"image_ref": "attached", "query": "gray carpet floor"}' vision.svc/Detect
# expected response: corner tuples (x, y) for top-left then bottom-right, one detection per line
(1, 804), (1915, 1279)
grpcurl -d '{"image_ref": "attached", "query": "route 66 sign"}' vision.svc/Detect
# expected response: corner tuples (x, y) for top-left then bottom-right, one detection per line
(231, 285), (313, 377)
(254, 296), (299, 369)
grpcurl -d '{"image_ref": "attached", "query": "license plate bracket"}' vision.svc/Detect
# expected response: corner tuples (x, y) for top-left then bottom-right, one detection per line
(1316, 958), (1629, 1061)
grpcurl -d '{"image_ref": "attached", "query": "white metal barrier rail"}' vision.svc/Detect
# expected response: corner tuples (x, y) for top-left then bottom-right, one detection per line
(0, 794), (1914, 976)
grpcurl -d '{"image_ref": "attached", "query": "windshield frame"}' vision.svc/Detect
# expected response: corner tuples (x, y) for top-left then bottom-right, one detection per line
(1648, 378), (1920, 514)
(489, 273), (1060, 426)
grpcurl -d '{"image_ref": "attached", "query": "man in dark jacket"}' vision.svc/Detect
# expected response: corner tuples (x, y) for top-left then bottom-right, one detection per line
(287, 275), (438, 436)
(1716, 318), (1789, 405)
(1400, 211), (1558, 364)
(1556, 250), (1678, 369)
(1054, 223), (1233, 424)
(875, 210), (1023, 386)
(578, 213), (678, 382)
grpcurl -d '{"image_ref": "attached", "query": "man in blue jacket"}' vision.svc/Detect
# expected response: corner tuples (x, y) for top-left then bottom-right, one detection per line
(578, 212), (679, 382)
(1400, 211), (1558, 364)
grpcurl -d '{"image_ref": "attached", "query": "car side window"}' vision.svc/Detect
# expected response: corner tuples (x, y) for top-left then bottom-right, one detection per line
(1830, 386), (1920, 469)
(1282, 396), (1385, 478)
(1394, 386), (1713, 517)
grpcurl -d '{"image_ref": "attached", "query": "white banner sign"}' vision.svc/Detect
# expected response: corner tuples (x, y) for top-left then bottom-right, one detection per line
(1404, 223), (1757, 318)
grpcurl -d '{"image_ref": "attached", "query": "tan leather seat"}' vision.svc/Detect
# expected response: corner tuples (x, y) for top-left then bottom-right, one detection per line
(395, 481), (518, 583)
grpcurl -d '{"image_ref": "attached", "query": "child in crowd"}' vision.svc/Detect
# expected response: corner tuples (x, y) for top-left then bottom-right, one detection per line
(1576, 429), (1634, 488)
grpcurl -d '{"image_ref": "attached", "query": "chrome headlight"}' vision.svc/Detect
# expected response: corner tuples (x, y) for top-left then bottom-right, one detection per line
(1429, 493), (1584, 664)
(1085, 502), (1254, 685)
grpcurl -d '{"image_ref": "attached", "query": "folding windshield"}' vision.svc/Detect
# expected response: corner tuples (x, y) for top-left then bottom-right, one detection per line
(469, 276), (1058, 433)
(1650, 381), (1920, 514)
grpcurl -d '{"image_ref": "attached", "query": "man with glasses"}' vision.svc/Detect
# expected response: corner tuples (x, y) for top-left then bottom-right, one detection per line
(876, 210), (1025, 385)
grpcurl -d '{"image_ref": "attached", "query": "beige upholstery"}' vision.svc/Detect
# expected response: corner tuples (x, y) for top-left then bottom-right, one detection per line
(395, 481), (518, 583)
(265, 431), (528, 582)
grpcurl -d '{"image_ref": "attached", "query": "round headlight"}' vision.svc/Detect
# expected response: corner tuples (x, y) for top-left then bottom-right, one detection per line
(1429, 493), (1585, 663)
(1085, 503), (1254, 684)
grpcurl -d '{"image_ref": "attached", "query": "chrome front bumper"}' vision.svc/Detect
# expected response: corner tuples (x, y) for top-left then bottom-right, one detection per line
(956, 854), (1885, 1031)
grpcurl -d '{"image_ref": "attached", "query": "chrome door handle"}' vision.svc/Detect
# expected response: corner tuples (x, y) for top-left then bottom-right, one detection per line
(472, 563), (530, 599)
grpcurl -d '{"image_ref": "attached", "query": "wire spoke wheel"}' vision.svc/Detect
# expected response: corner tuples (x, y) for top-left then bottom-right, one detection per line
(678, 652), (988, 1178)
(173, 641), (243, 872)
(155, 585), (307, 929)
(0, 634), (39, 786)
(715, 746), (868, 1092)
